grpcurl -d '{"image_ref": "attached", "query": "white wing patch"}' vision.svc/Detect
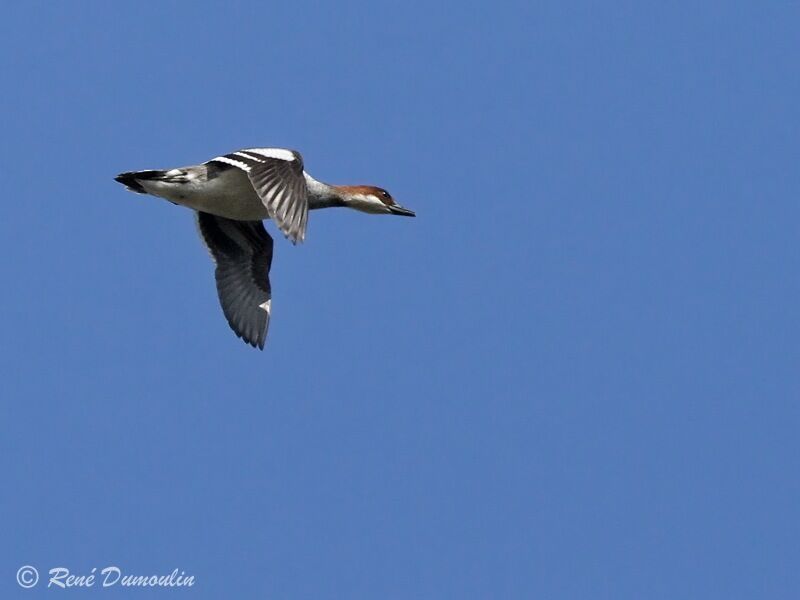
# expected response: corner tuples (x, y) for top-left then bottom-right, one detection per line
(259, 299), (272, 314)
(245, 148), (297, 162)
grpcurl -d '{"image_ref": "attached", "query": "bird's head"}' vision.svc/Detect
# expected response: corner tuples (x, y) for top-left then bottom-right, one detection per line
(335, 185), (415, 217)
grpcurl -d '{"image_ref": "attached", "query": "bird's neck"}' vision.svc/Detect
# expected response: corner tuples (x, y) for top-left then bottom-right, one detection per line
(304, 174), (347, 210)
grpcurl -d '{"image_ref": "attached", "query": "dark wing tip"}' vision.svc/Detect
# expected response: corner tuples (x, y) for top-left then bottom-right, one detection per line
(221, 305), (269, 350)
(233, 328), (266, 350)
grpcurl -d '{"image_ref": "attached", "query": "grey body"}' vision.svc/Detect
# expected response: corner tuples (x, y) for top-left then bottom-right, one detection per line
(141, 165), (269, 220)
(138, 164), (341, 221)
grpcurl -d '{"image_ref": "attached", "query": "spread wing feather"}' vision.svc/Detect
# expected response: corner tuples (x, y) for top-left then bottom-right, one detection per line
(196, 211), (274, 349)
(207, 148), (308, 243)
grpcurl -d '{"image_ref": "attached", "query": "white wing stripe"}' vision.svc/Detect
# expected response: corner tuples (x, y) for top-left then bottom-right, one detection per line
(235, 151), (264, 163)
(246, 148), (296, 162)
(211, 155), (251, 171)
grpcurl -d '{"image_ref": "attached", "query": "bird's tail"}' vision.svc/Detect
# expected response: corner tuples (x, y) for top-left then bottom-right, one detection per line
(114, 170), (166, 194)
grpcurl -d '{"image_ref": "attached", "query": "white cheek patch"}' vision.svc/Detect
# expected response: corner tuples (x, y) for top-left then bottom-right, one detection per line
(351, 194), (389, 213)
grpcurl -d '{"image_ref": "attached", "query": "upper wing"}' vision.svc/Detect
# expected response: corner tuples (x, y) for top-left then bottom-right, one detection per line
(207, 148), (308, 244)
(196, 211), (274, 350)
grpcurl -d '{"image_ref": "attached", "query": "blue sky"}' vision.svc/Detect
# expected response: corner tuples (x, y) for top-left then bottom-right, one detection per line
(1, 2), (799, 598)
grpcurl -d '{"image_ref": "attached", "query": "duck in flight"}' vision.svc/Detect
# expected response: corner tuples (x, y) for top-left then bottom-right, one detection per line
(115, 148), (415, 349)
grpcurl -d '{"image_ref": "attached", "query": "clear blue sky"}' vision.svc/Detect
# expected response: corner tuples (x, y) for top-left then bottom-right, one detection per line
(2, 2), (799, 598)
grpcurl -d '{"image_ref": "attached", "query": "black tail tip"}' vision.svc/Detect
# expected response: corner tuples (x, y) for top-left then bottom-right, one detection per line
(114, 172), (146, 194)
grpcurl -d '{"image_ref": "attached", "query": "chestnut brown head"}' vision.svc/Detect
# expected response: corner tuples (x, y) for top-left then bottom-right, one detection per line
(335, 185), (415, 216)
